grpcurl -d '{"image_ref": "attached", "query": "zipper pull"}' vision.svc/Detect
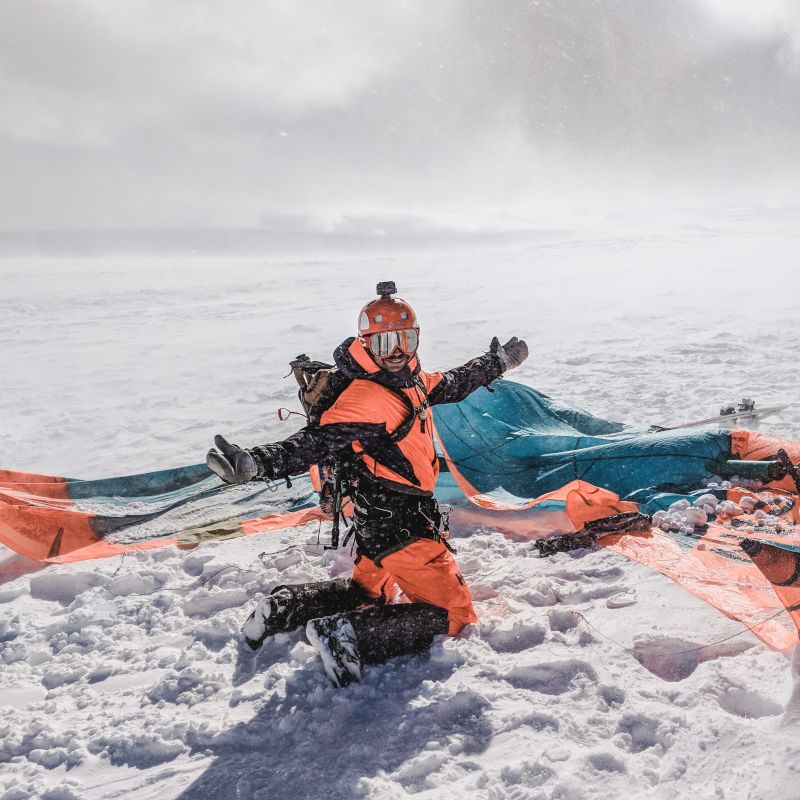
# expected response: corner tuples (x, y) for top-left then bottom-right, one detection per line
(414, 378), (430, 434)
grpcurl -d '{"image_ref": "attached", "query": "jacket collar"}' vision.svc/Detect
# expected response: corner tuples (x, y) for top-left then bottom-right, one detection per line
(334, 337), (421, 389)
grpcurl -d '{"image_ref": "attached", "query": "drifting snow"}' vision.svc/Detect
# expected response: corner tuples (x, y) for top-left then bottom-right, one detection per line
(1, 220), (799, 799)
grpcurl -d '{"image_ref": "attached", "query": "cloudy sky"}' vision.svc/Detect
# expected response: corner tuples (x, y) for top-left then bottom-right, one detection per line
(1, 0), (799, 231)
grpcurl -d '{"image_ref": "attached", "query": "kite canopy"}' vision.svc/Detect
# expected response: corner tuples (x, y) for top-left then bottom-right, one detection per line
(0, 464), (324, 563)
(433, 380), (730, 524)
(2, 380), (799, 651)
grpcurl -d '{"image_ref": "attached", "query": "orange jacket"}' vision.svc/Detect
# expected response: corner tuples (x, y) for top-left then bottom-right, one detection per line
(249, 337), (504, 492)
(320, 338), (443, 493)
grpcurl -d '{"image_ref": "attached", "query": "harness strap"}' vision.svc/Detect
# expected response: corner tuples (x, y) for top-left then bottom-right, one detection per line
(384, 379), (428, 443)
(313, 372), (433, 551)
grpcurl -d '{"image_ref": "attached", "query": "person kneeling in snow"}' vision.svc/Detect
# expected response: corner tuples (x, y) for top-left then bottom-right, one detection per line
(207, 282), (528, 687)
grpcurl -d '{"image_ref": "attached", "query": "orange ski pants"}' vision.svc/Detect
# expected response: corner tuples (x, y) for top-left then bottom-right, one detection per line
(351, 538), (478, 636)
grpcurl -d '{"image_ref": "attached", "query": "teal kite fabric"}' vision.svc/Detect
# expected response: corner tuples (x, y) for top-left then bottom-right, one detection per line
(433, 380), (731, 507)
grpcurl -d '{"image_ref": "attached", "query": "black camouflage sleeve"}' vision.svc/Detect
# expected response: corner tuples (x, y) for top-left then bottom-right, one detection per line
(247, 421), (417, 483)
(427, 354), (504, 406)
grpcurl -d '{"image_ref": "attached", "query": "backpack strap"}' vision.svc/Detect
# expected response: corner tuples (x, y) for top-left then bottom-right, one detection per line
(289, 352), (430, 443)
(375, 376), (429, 444)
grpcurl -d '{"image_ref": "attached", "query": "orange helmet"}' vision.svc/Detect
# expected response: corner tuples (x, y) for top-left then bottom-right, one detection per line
(358, 281), (420, 357)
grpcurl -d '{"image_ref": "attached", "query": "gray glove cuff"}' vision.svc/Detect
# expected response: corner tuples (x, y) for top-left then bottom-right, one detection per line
(495, 349), (514, 372)
(491, 336), (529, 373)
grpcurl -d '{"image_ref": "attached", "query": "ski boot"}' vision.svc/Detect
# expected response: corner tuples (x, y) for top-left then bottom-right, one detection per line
(306, 603), (449, 687)
(242, 578), (364, 650)
(305, 613), (362, 687)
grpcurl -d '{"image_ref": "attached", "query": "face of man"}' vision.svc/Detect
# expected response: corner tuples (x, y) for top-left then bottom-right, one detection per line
(366, 328), (418, 373)
(374, 349), (411, 372)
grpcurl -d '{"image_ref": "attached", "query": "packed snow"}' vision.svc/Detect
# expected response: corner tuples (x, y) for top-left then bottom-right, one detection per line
(2, 218), (800, 800)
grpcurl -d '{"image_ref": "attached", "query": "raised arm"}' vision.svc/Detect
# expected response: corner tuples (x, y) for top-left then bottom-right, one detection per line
(428, 336), (528, 406)
(208, 420), (418, 485)
(248, 420), (413, 480)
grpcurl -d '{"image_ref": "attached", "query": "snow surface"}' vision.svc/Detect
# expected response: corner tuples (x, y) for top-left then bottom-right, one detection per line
(2, 218), (800, 800)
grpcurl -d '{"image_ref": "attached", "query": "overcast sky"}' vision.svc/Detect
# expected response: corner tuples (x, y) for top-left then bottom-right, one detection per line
(1, 0), (799, 231)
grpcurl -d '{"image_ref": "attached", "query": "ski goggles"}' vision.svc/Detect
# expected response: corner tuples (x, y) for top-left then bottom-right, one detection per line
(367, 328), (419, 357)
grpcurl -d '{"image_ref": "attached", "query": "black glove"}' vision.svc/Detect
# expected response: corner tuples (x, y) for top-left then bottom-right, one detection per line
(490, 336), (528, 372)
(206, 435), (258, 484)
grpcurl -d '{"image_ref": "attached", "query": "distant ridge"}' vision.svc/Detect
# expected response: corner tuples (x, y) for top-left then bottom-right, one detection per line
(0, 224), (571, 258)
